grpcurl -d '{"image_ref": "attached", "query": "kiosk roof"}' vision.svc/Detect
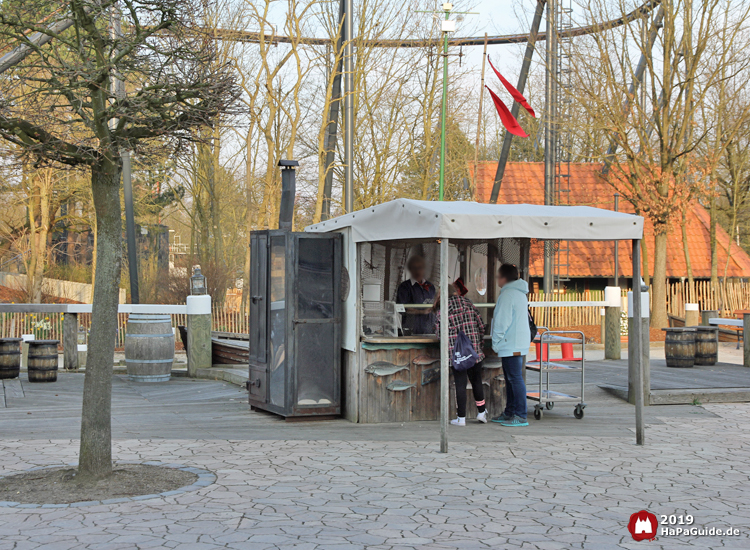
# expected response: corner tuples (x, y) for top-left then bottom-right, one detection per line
(305, 199), (644, 243)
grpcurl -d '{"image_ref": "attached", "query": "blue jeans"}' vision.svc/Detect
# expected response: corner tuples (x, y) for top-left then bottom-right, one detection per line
(502, 355), (527, 419)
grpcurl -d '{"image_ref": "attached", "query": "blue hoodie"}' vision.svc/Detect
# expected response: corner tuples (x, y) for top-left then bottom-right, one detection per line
(491, 278), (531, 357)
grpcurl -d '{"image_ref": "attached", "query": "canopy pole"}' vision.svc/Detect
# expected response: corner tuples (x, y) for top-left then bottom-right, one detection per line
(632, 239), (645, 445)
(440, 238), (450, 453)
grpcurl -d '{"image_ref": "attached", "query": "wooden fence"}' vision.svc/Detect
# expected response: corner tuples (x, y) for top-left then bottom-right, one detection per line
(0, 306), (246, 349)
(528, 290), (606, 328)
(529, 281), (750, 327)
(210, 305), (249, 334)
(665, 280), (750, 318)
(3, 281), (750, 344)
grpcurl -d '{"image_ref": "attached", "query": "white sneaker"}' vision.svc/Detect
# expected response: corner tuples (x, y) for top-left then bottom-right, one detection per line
(476, 411), (488, 424)
(450, 417), (466, 426)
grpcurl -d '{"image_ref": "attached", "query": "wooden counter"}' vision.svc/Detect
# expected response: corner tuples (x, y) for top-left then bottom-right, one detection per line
(362, 336), (438, 344)
(357, 338), (505, 423)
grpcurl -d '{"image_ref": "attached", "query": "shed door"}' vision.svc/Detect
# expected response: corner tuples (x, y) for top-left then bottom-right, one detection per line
(292, 235), (340, 406)
(248, 232), (268, 363)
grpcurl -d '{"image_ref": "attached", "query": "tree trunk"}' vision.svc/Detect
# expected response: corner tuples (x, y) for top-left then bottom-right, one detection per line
(681, 210), (693, 285)
(710, 187), (718, 285)
(209, 129), (224, 265)
(27, 236), (42, 303)
(90, 204), (97, 302)
(78, 158), (122, 480)
(241, 125), (256, 315)
(651, 230), (668, 329)
(195, 143), (212, 266)
(641, 232), (651, 287)
(241, 198), (251, 315)
(24, 169), (49, 304)
(723, 202), (739, 281)
(30, 216), (48, 304)
(190, 201), (196, 259)
(31, 173), (51, 303)
(262, 141), (277, 229)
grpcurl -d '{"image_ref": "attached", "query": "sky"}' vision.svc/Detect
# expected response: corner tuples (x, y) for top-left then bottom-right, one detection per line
(419, 0), (551, 98)
(254, 0), (544, 79)
(429, 0), (537, 77)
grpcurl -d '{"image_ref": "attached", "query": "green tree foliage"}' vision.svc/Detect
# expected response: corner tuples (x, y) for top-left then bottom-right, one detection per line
(403, 116), (476, 201)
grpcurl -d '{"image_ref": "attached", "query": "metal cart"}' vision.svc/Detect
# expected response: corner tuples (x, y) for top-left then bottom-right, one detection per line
(526, 329), (586, 420)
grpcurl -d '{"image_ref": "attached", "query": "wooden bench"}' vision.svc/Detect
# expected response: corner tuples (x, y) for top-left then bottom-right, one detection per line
(708, 317), (743, 348)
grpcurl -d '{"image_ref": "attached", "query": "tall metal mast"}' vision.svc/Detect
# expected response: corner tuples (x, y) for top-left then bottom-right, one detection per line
(344, 0), (354, 213)
(553, 0), (574, 291)
(543, 0), (558, 293)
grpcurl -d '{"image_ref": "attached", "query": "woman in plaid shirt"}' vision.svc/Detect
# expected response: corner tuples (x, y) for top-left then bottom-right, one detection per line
(434, 283), (488, 426)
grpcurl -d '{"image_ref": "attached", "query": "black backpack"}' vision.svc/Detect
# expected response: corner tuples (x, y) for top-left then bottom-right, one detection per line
(528, 307), (538, 343)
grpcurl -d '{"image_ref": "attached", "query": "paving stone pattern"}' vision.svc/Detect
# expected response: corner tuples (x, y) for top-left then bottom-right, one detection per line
(1, 403), (750, 549)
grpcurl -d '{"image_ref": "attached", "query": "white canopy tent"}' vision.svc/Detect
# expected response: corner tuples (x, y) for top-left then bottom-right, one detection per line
(305, 199), (644, 242)
(306, 199), (647, 452)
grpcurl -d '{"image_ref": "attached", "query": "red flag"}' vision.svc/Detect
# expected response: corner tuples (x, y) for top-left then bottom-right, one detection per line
(488, 57), (536, 118)
(486, 85), (528, 138)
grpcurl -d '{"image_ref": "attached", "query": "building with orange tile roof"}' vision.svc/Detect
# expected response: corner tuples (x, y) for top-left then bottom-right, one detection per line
(472, 162), (750, 286)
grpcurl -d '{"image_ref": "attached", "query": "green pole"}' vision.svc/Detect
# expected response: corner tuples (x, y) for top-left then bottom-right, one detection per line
(439, 7), (449, 201)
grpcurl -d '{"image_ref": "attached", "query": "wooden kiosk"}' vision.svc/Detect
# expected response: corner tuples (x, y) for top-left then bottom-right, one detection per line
(306, 199), (646, 447)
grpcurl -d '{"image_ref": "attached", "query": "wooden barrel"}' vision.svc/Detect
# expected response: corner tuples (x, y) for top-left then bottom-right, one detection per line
(0, 338), (22, 380)
(663, 328), (696, 368)
(695, 327), (719, 366)
(27, 340), (59, 382)
(125, 314), (174, 382)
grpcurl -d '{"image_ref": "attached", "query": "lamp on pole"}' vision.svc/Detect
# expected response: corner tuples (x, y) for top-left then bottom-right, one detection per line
(418, 3), (476, 201)
(190, 266), (207, 296)
(438, 4), (454, 201)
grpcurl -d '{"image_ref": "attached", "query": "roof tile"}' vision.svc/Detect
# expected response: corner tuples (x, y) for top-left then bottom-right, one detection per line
(472, 162), (750, 278)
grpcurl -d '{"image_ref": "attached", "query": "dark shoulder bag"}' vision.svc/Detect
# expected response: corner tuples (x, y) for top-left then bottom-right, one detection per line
(528, 307), (538, 343)
(452, 330), (479, 371)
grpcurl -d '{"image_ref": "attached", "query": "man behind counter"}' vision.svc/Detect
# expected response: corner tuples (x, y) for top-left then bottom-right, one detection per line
(396, 255), (436, 335)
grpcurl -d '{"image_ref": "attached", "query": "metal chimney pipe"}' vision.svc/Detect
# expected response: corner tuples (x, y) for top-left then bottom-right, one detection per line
(278, 160), (299, 231)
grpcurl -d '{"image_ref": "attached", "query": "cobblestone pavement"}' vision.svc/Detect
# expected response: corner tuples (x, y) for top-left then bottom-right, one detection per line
(1, 402), (749, 549)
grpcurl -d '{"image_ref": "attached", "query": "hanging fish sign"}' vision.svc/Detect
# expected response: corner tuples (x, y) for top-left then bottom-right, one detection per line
(386, 380), (416, 392)
(365, 361), (410, 377)
(412, 355), (439, 366)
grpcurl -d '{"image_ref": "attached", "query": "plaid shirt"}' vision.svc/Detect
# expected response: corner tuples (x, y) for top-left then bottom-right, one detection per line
(434, 295), (486, 362)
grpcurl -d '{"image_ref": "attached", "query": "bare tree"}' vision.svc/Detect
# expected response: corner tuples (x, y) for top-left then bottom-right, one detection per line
(0, 0), (237, 479)
(0, 165), (69, 302)
(236, 0), (318, 230)
(570, 0), (750, 327)
(698, 8), (750, 288)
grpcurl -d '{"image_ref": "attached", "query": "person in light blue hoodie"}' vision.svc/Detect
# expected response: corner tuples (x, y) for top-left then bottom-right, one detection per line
(490, 264), (531, 427)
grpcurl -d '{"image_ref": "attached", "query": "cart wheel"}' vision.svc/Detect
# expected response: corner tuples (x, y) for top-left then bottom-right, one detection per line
(545, 402), (555, 410)
(574, 405), (584, 419)
(534, 407), (543, 420)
